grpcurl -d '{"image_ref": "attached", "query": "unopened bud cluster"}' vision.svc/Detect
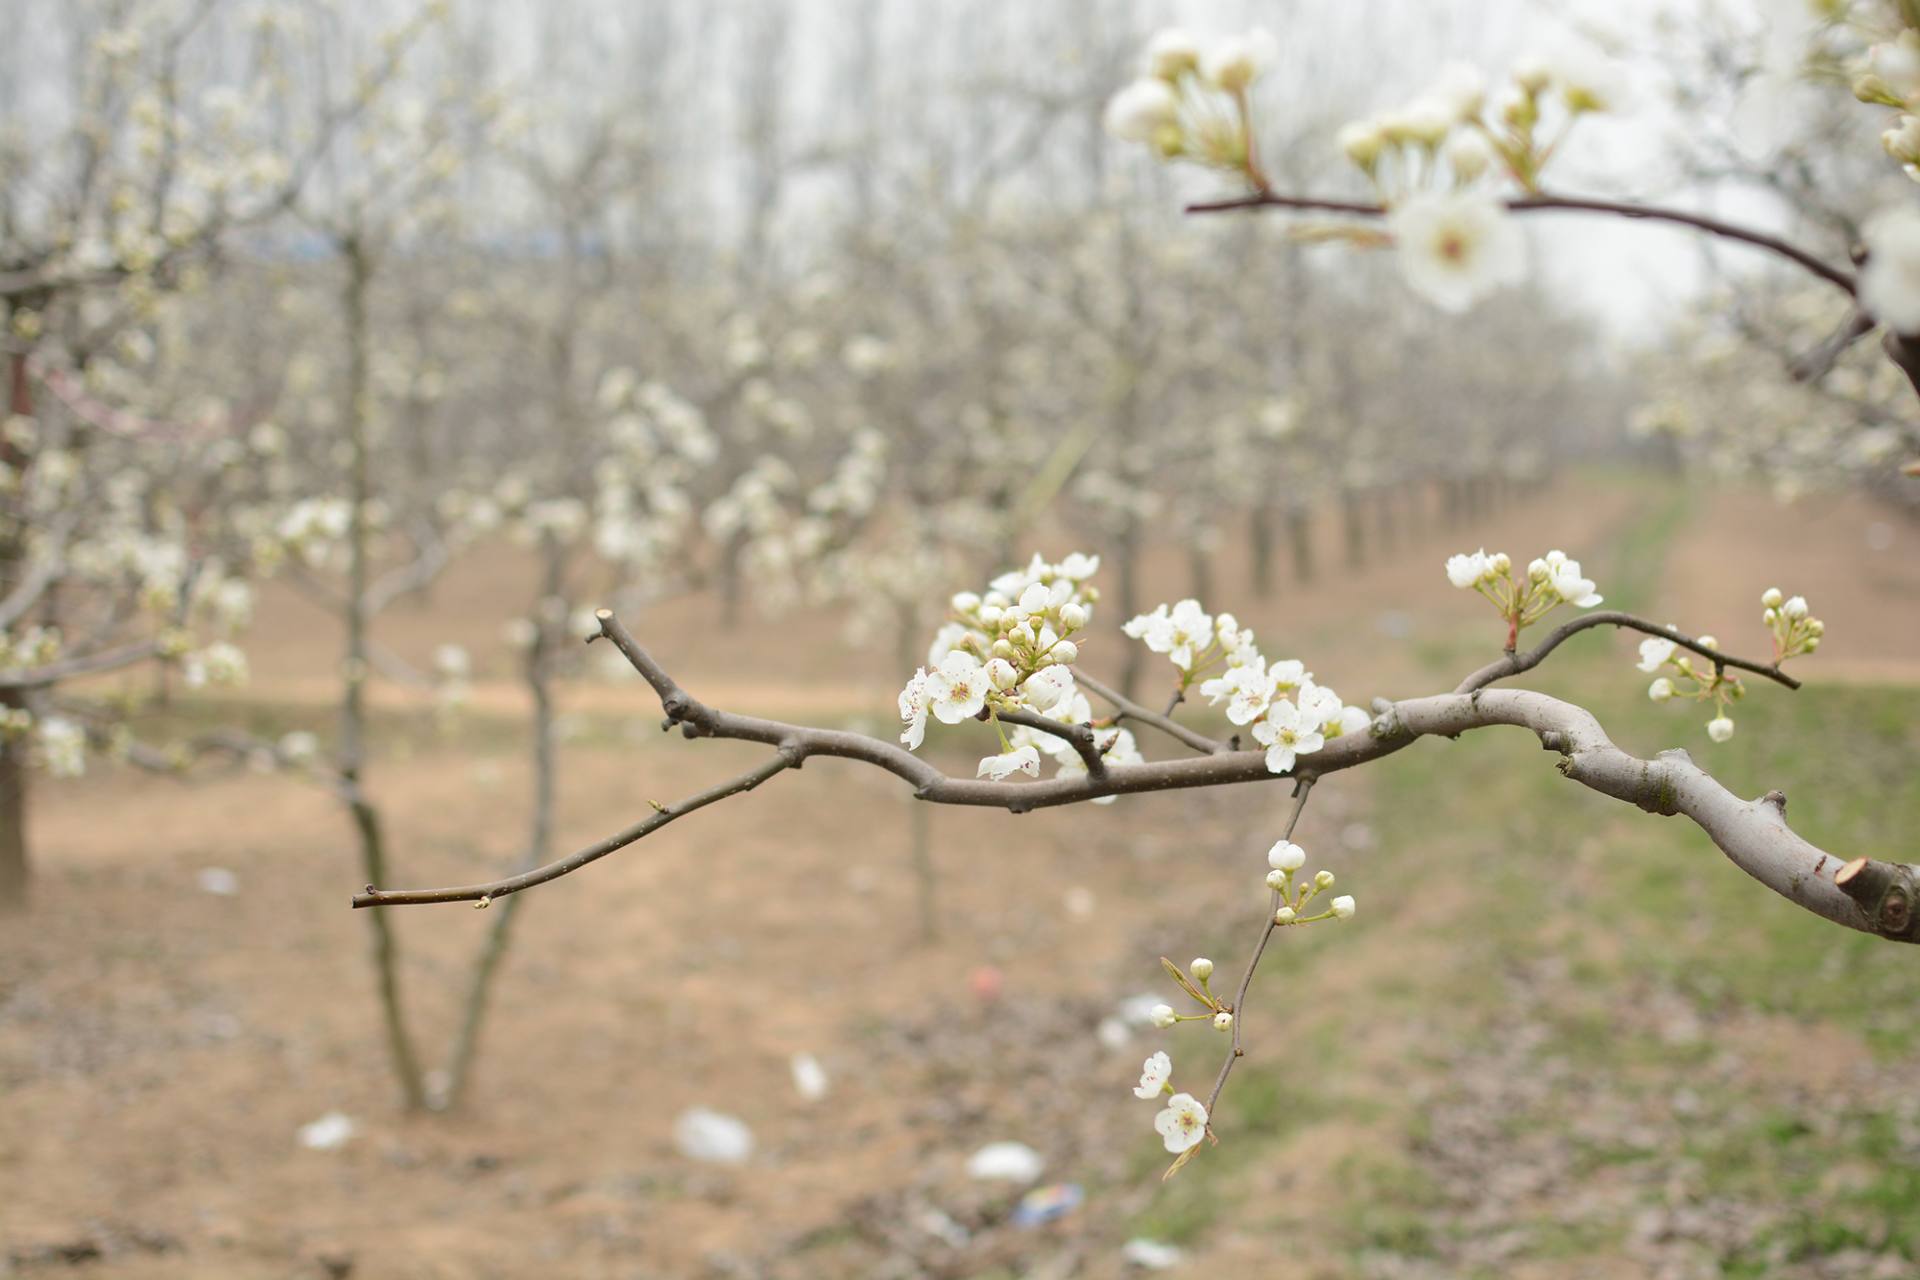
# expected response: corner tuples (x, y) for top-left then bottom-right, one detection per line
(1446, 547), (1603, 646)
(1103, 28), (1279, 187)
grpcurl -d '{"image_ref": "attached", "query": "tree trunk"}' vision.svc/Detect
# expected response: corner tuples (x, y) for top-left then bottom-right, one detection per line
(1288, 506), (1314, 583)
(1248, 505), (1274, 597)
(1342, 490), (1367, 570)
(0, 691), (27, 912)
(339, 239), (428, 1112)
(1, 337), (33, 908)
(1187, 539), (1214, 606)
(1117, 522), (1145, 700)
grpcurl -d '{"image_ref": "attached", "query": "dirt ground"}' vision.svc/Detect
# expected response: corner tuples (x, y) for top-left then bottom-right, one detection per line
(3, 472), (1917, 1279)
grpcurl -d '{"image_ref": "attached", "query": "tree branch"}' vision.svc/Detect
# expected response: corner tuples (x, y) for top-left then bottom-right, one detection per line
(1453, 609), (1801, 695)
(352, 611), (1915, 943)
(1184, 189), (1858, 297)
(989, 706), (1107, 777)
(352, 754), (793, 908)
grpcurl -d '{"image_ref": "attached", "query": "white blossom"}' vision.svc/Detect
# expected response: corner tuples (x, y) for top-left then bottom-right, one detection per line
(978, 743), (1041, 781)
(1104, 78), (1180, 143)
(1861, 205), (1920, 335)
(898, 668), (933, 749)
(1123, 599), (1214, 670)
(1149, 1003), (1177, 1029)
(1134, 1050), (1172, 1099)
(1331, 895), (1357, 919)
(1637, 637), (1677, 672)
(930, 651), (987, 723)
(1648, 677), (1675, 702)
(1252, 698), (1324, 774)
(1153, 1093), (1209, 1153)
(1200, 28), (1278, 93)
(1707, 716), (1735, 743)
(1389, 191), (1527, 314)
(1267, 839), (1306, 872)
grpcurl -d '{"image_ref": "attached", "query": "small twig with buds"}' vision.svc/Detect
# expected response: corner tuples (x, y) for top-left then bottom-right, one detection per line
(1076, 670), (1227, 756)
(1454, 609), (1801, 695)
(1204, 778), (1315, 1121)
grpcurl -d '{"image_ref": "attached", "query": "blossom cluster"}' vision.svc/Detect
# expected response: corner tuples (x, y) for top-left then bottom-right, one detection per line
(1103, 28), (1279, 184)
(898, 553), (1103, 782)
(1637, 589), (1821, 743)
(1445, 547), (1602, 646)
(1124, 599), (1370, 775)
(1134, 839), (1354, 1176)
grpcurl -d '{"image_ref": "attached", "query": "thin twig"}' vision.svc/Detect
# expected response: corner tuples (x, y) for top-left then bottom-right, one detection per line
(1204, 778), (1315, 1122)
(1453, 609), (1799, 695)
(1077, 670), (1225, 756)
(352, 754), (792, 907)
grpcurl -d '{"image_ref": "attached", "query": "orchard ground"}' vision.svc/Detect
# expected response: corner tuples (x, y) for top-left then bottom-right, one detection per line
(4, 471), (1919, 1279)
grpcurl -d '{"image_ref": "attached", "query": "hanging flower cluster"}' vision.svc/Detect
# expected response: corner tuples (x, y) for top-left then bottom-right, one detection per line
(1637, 588), (1822, 743)
(1102, 28), (1280, 187)
(898, 553), (1102, 781)
(1445, 547), (1603, 649)
(1136, 839), (1355, 1178)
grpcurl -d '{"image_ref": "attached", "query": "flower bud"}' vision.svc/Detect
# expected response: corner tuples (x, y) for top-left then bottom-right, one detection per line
(1331, 895), (1356, 919)
(979, 605), (1003, 627)
(1707, 716), (1735, 743)
(1149, 1003), (1177, 1029)
(1783, 596), (1808, 620)
(991, 638), (1016, 660)
(1060, 602), (1088, 630)
(1189, 957), (1214, 982)
(1762, 608), (1777, 626)
(1760, 587), (1783, 608)
(1265, 869), (1288, 891)
(1050, 639), (1079, 665)
(1648, 677), (1674, 702)
(1212, 1011), (1234, 1033)
(952, 591), (981, 613)
(986, 658), (1018, 691)
(1513, 54), (1551, 94)
(1274, 905), (1297, 924)
(1807, 619), (1824, 636)
(1805, 636), (1821, 651)
(1314, 870), (1335, 889)
(1527, 558), (1548, 582)
(1337, 119), (1387, 170)
(1490, 552), (1512, 574)
(1267, 839), (1306, 871)
(1696, 635), (1719, 651)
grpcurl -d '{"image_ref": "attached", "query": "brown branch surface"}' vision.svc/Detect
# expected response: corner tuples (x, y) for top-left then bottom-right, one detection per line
(353, 610), (1916, 943)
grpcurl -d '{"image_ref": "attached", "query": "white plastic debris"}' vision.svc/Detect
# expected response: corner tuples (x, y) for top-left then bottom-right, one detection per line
(790, 1052), (830, 1102)
(1121, 1238), (1186, 1270)
(297, 1111), (355, 1151)
(196, 867), (240, 896)
(965, 1141), (1045, 1184)
(674, 1107), (754, 1164)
